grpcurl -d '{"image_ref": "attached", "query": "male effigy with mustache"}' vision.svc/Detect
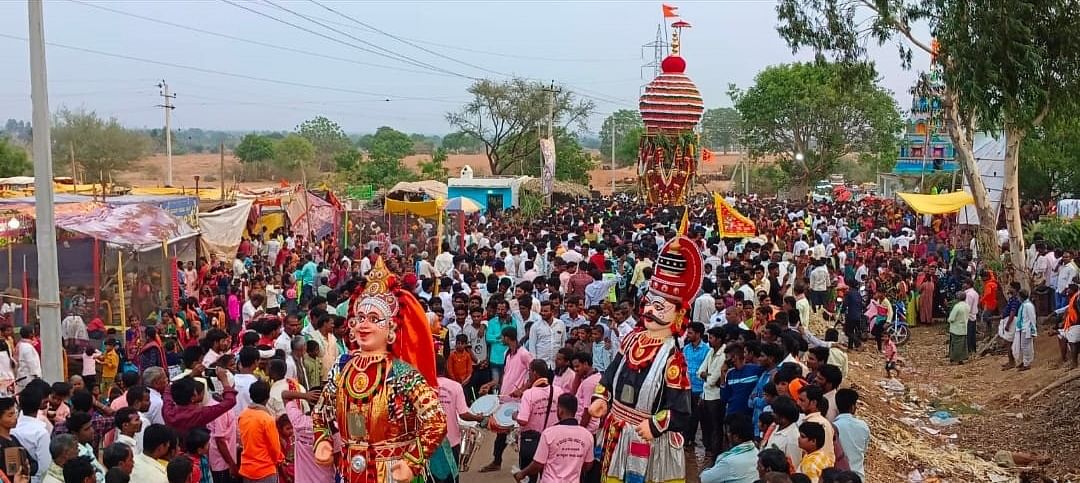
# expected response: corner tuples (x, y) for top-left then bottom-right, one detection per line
(589, 234), (701, 483)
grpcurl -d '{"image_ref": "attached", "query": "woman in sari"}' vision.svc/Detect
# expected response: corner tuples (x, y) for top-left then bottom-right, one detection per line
(918, 268), (936, 325)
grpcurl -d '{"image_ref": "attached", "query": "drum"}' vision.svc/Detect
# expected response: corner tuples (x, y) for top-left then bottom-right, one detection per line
(469, 395), (499, 416)
(492, 401), (520, 428)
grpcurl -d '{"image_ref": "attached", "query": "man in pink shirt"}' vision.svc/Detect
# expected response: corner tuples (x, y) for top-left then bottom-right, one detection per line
(480, 327), (532, 473)
(435, 356), (484, 467)
(513, 394), (594, 483)
(570, 352), (602, 432)
(515, 360), (565, 434)
(208, 397), (239, 481)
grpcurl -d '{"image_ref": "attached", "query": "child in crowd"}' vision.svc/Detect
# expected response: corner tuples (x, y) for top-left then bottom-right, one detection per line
(277, 414), (295, 483)
(448, 334), (474, 384)
(303, 340), (323, 389)
(81, 345), (101, 390)
(100, 338), (120, 393)
(884, 336), (899, 379)
(164, 340), (183, 379)
(183, 428), (211, 483)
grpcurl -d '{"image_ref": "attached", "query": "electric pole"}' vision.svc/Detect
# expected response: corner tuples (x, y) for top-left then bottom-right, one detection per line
(28, 0), (63, 383)
(541, 81), (561, 206)
(610, 123), (617, 194)
(157, 81), (176, 186)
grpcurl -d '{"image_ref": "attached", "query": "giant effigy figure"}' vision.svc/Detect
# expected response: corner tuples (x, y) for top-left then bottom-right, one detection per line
(637, 21), (704, 206)
(589, 234), (701, 483)
(313, 258), (449, 483)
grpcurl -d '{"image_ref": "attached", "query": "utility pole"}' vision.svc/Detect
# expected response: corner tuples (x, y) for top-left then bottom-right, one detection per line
(28, 0), (63, 383)
(610, 123), (617, 194)
(541, 81), (560, 206)
(219, 141), (225, 201)
(69, 144), (76, 193)
(157, 80), (176, 186)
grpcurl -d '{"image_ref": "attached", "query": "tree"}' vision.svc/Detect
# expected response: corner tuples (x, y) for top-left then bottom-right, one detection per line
(613, 126), (643, 168)
(1019, 111), (1080, 202)
(440, 131), (483, 153)
(334, 148), (363, 172)
(409, 134), (440, 155)
(446, 78), (594, 175)
(0, 137), (30, 177)
(599, 110), (643, 161)
(234, 134), (275, 164)
(367, 127), (414, 163)
(776, 0), (1080, 287)
(51, 108), (151, 182)
(700, 107), (742, 153)
(273, 134), (315, 170)
(730, 62), (901, 196)
(296, 116), (349, 171)
(2, 119), (32, 144)
(417, 148), (450, 180)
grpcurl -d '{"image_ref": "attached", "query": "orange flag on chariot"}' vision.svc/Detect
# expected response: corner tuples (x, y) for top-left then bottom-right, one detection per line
(663, 4), (679, 17)
(713, 193), (757, 239)
(702, 148), (714, 162)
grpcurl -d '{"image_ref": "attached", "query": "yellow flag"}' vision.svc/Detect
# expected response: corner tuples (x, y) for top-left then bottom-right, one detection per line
(678, 206), (690, 236)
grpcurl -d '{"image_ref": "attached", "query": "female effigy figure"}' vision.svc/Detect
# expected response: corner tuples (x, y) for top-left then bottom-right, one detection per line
(313, 259), (449, 483)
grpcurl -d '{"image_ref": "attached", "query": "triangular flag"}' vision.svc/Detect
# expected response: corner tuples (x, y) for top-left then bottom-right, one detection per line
(702, 148), (714, 162)
(713, 193), (756, 239)
(663, 4), (679, 17)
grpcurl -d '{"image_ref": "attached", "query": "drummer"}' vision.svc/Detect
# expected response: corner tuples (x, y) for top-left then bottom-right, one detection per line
(479, 326), (534, 473)
(514, 360), (566, 483)
(435, 355), (484, 480)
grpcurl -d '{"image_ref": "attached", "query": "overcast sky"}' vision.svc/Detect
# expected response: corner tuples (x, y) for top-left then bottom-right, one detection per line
(0, 0), (930, 135)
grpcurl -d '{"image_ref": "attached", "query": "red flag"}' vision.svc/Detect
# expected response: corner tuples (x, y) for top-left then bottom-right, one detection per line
(663, 4), (678, 17)
(702, 148), (714, 162)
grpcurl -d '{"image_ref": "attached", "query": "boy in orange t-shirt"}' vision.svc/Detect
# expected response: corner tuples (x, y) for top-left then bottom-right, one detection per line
(448, 334), (475, 384)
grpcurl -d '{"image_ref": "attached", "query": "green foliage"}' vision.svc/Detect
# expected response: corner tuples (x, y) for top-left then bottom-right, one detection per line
(1025, 218), (1080, 249)
(409, 133), (441, 155)
(334, 148), (363, 172)
(273, 134), (315, 170)
(2, 120), (32, 144)
(297, 116), (349, 171)
(51, 108), (152, 182)
(729, 62), (901, 193)
(0, 137), (30, 177)
(1020, 110), (1080, 201)
(367, 126), (414, 162)
(234, 134), (275, 164)
(613, 126), (642, 168)
(440, 131), (483, 153)
(700, 107), (742, 153)
(346, 157), (417, 190)
(599, 110), (643, 161)
(446, 78), (594, 175)
(519, 191), (544, 218)
(417, 148), (450, 180)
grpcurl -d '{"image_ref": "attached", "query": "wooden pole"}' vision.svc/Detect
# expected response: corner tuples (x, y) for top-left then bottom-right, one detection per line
(69, 144), (76, 193)
(117, 251), (126, 335)
(220, 141), (226, 201)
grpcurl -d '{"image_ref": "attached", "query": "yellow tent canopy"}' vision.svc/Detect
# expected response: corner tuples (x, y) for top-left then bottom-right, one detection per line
(897, 191), (974, 214)
(383, 198), (443, 218)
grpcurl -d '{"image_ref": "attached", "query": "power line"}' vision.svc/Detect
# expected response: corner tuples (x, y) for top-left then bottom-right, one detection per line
(66, 0), (463, 79)
(306, 0), (511, 78)
(0, 33), (463, 102)
(230, 0), (473, 79)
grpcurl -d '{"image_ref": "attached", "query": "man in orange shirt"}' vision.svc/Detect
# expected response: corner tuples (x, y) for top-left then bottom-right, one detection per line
(238, 380), (284, 483)
(980, 270), (1001, 339)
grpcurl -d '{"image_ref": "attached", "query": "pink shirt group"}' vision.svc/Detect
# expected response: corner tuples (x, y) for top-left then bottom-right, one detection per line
(516, 384), (565, 432)
(437, 377), (469, 447)
(533, 423), (595, 483)
(500, 348), (533, 397)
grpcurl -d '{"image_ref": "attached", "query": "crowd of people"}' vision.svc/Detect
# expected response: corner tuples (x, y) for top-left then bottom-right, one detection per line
(0, 189), (1073, 483)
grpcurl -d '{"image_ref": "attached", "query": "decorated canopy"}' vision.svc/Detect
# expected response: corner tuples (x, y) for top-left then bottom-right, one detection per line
(639, 55), (705, 132)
